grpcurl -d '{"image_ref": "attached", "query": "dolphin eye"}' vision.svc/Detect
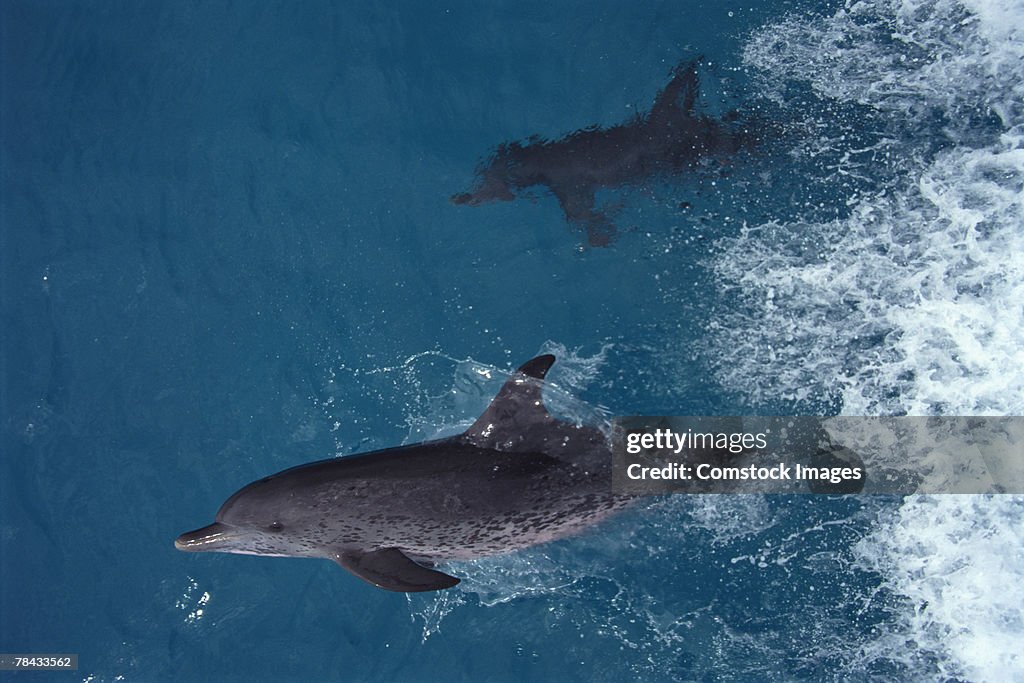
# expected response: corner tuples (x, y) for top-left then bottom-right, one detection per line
(268, 522), (283, 532)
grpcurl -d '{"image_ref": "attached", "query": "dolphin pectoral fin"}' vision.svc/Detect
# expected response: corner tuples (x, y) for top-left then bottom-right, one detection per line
(332, 548), (460, 593)
(548, 185), (616, 247)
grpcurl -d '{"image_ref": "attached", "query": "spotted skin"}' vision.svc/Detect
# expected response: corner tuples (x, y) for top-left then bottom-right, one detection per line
(176, 355), (633, 592)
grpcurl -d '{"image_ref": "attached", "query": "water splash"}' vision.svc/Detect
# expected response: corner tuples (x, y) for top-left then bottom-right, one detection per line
(708, 1), (1024, 679)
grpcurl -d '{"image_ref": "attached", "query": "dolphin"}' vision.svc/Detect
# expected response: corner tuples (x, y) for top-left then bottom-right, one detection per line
(451, 57), (749, 246)
(175, 355), (631, 592)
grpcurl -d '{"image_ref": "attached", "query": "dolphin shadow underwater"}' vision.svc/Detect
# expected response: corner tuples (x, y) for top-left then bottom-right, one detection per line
(176, 355), (632, 592)
(452, 57), (752, 246)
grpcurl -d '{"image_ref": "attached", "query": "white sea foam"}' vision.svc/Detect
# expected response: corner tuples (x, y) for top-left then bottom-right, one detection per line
(855, 495), (1024, 681)
(711, 137), (1024, 415)
(716, 0), (1024, 416)
(713, 0), (1024, 679)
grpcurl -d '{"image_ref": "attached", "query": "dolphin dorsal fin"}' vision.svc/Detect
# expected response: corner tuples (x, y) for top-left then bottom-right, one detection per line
(462, 354), (556, 450)
(649, 56), (702, 122)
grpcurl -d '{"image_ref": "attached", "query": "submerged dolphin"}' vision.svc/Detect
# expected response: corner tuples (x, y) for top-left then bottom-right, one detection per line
(175, 355), (629, 592)
(452, 57), (749, 246)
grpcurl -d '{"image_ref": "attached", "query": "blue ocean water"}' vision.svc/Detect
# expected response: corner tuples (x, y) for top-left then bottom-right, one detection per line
(2, 1), (1022, 681)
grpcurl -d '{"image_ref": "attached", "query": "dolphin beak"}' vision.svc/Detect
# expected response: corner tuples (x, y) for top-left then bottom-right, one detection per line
(175, 522), (234, 552)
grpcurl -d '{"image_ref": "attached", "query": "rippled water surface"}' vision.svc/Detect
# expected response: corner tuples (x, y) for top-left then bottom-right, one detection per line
(2, 1), (1021, 680)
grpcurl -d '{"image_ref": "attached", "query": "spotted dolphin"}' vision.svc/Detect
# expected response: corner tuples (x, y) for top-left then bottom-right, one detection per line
(451, 57), (750, 246)
(175, 355), (630, 592)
